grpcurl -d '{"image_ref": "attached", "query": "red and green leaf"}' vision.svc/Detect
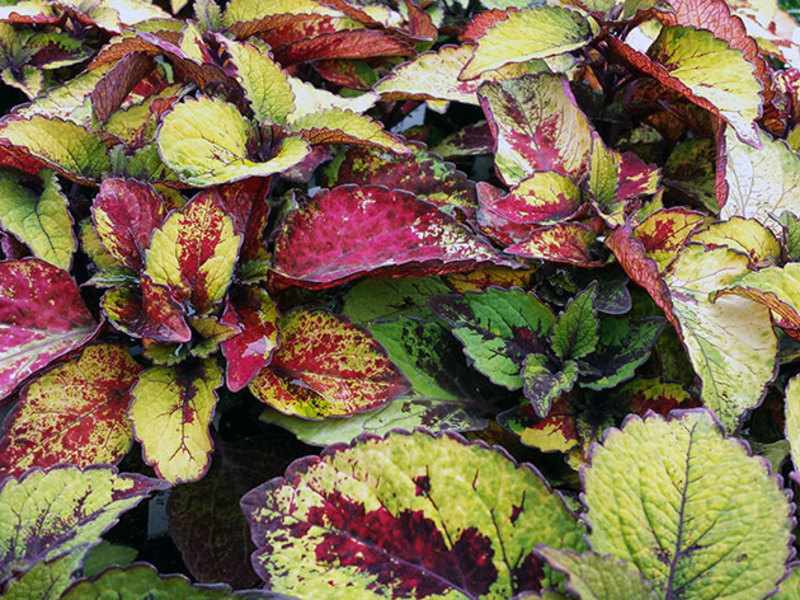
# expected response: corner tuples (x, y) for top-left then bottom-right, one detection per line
(523, 354), (579, 418)
(101, 279), (191, 343)
(506, 222), (606, 267)
(479, 171), (583, 226)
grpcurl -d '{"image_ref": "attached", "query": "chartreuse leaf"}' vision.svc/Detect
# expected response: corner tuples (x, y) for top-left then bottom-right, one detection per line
(343, 277), (451, 324)
(157, 95), (310, 187)
(0, 343), (140, 476)
(713, 263), (800, 328)
(288, 109), (408, 154)
(129, 359), (223, 484)
(144, 194), (241, 315)
(478, 74), (593, 185)
(61, 565), (242, 599)
(690, 217), (779, 265)
(2, 544), (89, 600)
(777, 211), (800, 261)
(583, 410), (793, 599)
(0, 170), (75, 270)
(429, 288), (556, 389)
(784, 374), (800, 473)
(249, 309), (409, 418)
(242, 430), (587, 598)
(0, 259), (99, 400)
(774, 565), (800, 599)
(536, 549), (659, 600)
(461, 8), (593, 79)
(222, 0), (343, 34)
(664, 245), (777, 431)
(0, 465), (167, 584)
(523, 354), (578, 418)
(552, 284), (598, 360)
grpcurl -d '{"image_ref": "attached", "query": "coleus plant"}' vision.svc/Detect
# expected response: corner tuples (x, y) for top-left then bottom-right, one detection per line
(0, 0), (799, 595)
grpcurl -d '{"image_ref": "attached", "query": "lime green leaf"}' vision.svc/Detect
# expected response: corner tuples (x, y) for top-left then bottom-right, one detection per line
(80, 218), (122, 270)
(157, 95), (310, 186)
(242, 430), (587, 597)
(222, 0), (343, 35)
(774, 565), (800, 599)
(0, 169), (75, 270)
(288, 76), (378, 121)
(584, 410), (793, 599)
(552, 284), (598, 360)
(343, 277), (450, 324)
(82, 540), (137, 578)
(461, 8), (593, 80)
(536, 549), (659, 600)
(288, 108), (409, 154)
(784, 374), (800, 473)
(664, 245), (777, 431)
(689, 217), (779, 265)
(713, 263), (800, 328)
(523, 354), (578, 418)
(129, 359), (223, 483)
(2, 545), (89, 600)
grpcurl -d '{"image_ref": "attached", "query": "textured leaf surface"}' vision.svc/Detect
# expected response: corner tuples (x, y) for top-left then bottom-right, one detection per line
(0, 465), (166, 583)
(249, 309), (409, 418)
(462, 8), (592, 79)
(271, 185), (515, 288)
(129, 359), (223, 483)
(242, 430), (587, 598)
(479, 171), (582, 226)
(0, 343), (140, 476)
(665, 245), (776, 431)
(0, 170), (74, 270)
(157, 96), (310, 186)
(552, 285), (598, 360)
(584, 410), (793, 600)
(0, 259), (98, 400)
(144, 195), (240, 315)
(689, 217), (779, 265)
(478, 74), (593, 185)
(785, 374), (800, 474)
(2, 544), (88, 600)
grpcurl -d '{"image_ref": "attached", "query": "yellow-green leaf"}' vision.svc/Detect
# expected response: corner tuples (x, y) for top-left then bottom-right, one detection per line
(289, 109), (409, 154)
(784, 374), (800, 474)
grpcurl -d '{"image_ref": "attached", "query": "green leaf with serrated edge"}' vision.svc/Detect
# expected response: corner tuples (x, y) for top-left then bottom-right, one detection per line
(552, 284), (598, 360)
(2, 544), (88, 600)
(774, 565), (800, 599)
(129, 359), (222, 484)
(61, 565), (243, 599)
(429, 287), (557, 390)
(584, 410), (793, 600)
(157, 95), (311, 187)
(0, 465), (167, 584)
(0, 116), (110, 184)
(143, 340), (190, 365)
(125, 143), (183, 185)
(260, 396), (487, 447)
(343, 277), (451, 324)
(689, 217), (779, 266)
(461, 8), (592, 80)
(220, 38), (294, 125)
(777, 211), (800, 261)
(288, 109), (409, 154)
(784, 374), (800, 474)
(523, 354), (578, 418)
(0, 343), (140, 477)
(536, 549), (659, 600)
(242, 430), (587, 598)
(82, 541), (137, 578)
(720, 128), (800, 233)
(665, 245), (777, 431)
(248, 309), (409, 419)
(478, 74), (593, 185)
(0, 169), (75, 270)
(713, 263), (800, 329)
(144, 194), (240, 315)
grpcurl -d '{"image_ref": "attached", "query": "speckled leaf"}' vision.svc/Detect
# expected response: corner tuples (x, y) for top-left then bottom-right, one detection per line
(479, 171), (582, 226)
(343, 277), (450, 324)
(445, 268), (536, 294)
(461, 8), (592, 79)
(523, 355), (578, 418)
(157, 96), (310, 186)
(429, 288), (556, 389)
(2, 544), (89, 600)
(664, 245), (777, 431)
(536, 550), (658, 600)
(242, 429), (587, 598)
(478, 74), (593, 185)
(92, 178), (165, 272)
(144, 194), (240, 315)
(0, 259), (98, 401)
(506, 223), (604, 267)
(0, 170), (75, 270)
(0, 465), (167, 584)
(498, 401), (579, 454)
(552, 285), (598, 360)
(271, 185), (516, 289)
(288, 109), (408, 154)
(249, 309), (409, 419)
(785, 374), (800, 480)
(584, 410), (793, 599)
(101, 281), (191, 343)
(129, 359), (223, 484)
(0, 343), (140, 477)
(629, 208), (706, 270)
(222, 0), (343, 37)
(220, 286), (279, 393)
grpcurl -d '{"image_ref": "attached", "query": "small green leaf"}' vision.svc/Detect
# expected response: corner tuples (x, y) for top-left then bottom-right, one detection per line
(82, 541), (137, 579)
(552, 284), (598, 360)
(522, 354), (578, 418)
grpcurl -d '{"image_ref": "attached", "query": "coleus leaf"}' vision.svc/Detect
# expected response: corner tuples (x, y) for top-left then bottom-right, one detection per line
(429, 287), (556, 389)
(189, 315), (241, 358)
(505, 223), (605, 267)
(222, 0), (344, 38)
(0, 169), (75, 270)
(552, 284), (598, 360)
(90, 53), (156, 125)
(101, 278), (191, 343)
(583, 410), (793, 599)
(712, 263), (800, 329)
(242, 430), (587, 598)
(479, 171), (582, 226)
(775, 567), (800, 599)
(478, 74), (593, 185)
(662, 139), (718, 213)
(248, 309), (409, 419)
(129, 358), (223, 483)
(271, 29), (414, 65)
(2, 544), (89, 600)
(343, 276), (451, 324)
(270, 185), (517, 289)
(498, 400), (581, 455)
(0, 465), (167, 584)
(0, 343), (140, 477)
(157, 95), (311, 187)
(143, 194), (241, 315)
(0, 259), (99, 401)
(431, 121), (494, 159)
(287, 76), (378, 120)
(784, 374), (800, 475)
(461, 7), (593, 79)
(287, 108), (408, 154)
(523, 354), (578, 418)
(82, 541), (137, 578)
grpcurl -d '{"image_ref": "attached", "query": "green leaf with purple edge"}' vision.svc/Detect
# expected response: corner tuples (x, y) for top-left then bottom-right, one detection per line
(522, 354), (578, 418)
(242, 430), (587, 598)
(2, 544), (89, 600)
(551, 284), (598, 360)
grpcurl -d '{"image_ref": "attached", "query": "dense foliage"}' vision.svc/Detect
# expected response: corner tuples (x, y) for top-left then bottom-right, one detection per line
(1, 0), (800, 597)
